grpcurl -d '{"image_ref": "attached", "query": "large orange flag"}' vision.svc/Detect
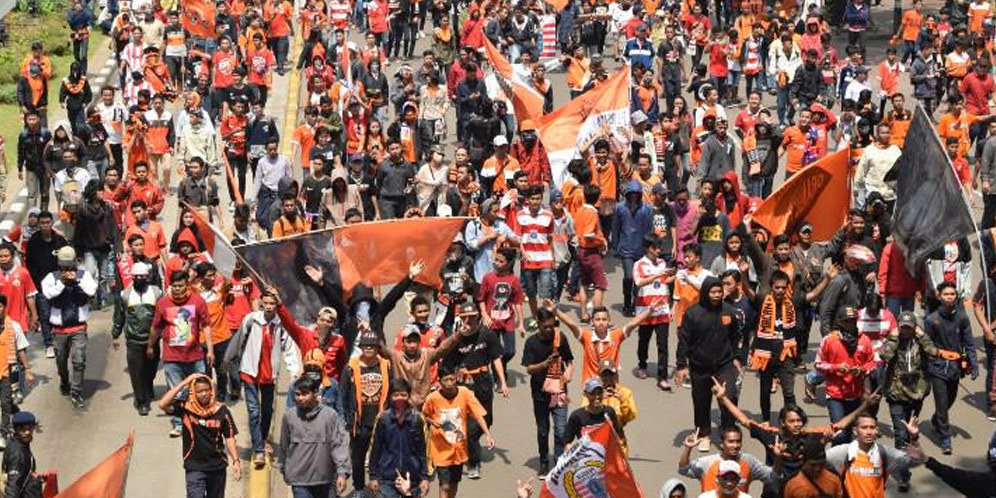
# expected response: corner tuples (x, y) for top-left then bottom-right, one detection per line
(537, 69), (631, 187)
(540, 422), (644, 498)
(55, 432), (134, 498)
(182, 0), (217, 39)
(483, 38), (545, 123)
(333, 218), (468, 289)
(751, 148), (852, 241)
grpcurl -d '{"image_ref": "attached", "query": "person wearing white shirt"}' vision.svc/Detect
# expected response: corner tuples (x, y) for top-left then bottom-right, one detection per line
(843, 66), (872, 104)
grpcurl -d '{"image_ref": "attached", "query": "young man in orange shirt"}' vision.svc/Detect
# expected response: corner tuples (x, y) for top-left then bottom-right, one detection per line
(551, 298), (657, 382)
(779, 108), (817, 178)
(422, 363), (494, 498)
(194, 263), (236, 402)
(899, 0), (923, 64)
(574, 184), (608, 323)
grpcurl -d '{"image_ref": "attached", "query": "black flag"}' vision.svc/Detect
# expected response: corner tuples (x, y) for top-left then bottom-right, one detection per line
(891, 104), (975, 276)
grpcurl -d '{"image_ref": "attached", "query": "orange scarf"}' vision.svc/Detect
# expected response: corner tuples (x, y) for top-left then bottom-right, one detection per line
(27, 76), (44, 107)
(0, 318), (16, 378)
(750, 294), (797, 370)
(63, 77), (86, 95)
(182, 374), (220, 418)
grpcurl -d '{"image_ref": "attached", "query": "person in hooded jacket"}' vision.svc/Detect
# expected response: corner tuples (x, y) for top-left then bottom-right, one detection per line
(277, 377), (350, 497)
(790, 49), (826, 111)
(323, 167), (364, 227)
(367, 379), (431, 497)
(819, 244), (876, 337)
(674, 276), (743, 449)
(715, 172), (751, 230)
(73, 180), (118, 309)
(611, 180), (654, 317)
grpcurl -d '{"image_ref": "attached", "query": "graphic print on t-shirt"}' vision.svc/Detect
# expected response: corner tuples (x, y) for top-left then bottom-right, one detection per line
(360, 370), (384, 404)
(169, 305), (196, 347)
(438, 407), (465, 445)
(491, 282), (512, 321)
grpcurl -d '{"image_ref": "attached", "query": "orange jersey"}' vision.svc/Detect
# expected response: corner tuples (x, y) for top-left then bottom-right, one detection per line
(579, 327), (625, 381)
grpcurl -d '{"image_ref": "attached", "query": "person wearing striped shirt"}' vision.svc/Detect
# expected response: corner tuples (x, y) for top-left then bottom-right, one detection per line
(512, 185), (555, 318)
(634, 234), (675, 390)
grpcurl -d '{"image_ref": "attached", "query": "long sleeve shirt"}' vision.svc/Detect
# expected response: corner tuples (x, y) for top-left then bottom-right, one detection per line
(250, 155), (292, 201)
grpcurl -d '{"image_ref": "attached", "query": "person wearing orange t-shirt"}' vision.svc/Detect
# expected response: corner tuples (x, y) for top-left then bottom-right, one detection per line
(552, 300), (657, 382)
(194, 262), (236, 402)
(263, 0), (294, 73)
(779, 108), (817, 176)
(422, 364), (494, 498)
(876, 48), (903, 100)
(575, 184), (609, 322)
(825, 413), (924, 498)
(936, 94), (980, 160)
(899, 1), (924, 64)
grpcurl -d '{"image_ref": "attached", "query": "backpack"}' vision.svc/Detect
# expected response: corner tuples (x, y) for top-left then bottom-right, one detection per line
(61, 177), (82, 215)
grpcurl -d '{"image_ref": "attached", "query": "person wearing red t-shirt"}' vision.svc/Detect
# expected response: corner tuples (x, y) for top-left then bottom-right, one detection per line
(263, 0), (294, 73)
(220, 99), (251, 200)
(114, 162), (164, 228)
(0, 244), (37, 333)
(150, 269), (212, 437)
(366, 0), (390, 47)
(477, 247), (527, 376)
(246, 33), (276, 105)
(225, 291), (301, 467)
(211, 38), (239, 92)
(707, 29), (731, 102)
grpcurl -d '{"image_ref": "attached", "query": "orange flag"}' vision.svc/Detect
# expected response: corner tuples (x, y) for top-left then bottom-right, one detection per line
(182, 0), (217, 39)
(536, 69), (632, 187)
(55, 432), (134, 498)
(183, 201), (239, 277)
(751, 148), (852, 241)
(333, 218), (468, 289)
(541, 0), (569, 10)
(483, 37), (545, 123)
(540, 422), (644, 498)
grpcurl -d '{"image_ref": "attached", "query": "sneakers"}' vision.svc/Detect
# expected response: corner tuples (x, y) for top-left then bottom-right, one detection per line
(989, 414), (996, 422)
(12, 390), (23, 405)
(633, 368), (649, 380)
(622, 306), (635, 318)
(467, 464), (481, 479)
(253, 453), (266, 469)
(45, 346), (55, 359)
(538, 461), (549, 477)
(138, 405), (150, 416)
(70, 395), (85, 409)
(897, 481), (911, 493)
(59, 386), (70, 397)
(657, 379), (672, 392)
(697, 437), (711, 452)
(682, 379), (692, 389)
(169, 426), (183, 438)
(804, 379), (816, 403)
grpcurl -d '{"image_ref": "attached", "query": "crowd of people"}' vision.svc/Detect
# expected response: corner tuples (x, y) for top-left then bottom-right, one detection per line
(3, 0), (996, 495)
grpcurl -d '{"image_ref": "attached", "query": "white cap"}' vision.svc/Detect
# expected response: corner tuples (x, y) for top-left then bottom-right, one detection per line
(132, 262), (150, 277)
(718, 460), (740, 476)
(493, 135), (509, 146)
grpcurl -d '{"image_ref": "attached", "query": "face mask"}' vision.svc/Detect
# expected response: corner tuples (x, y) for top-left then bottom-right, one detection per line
(806, 62), (817, 70)
(521, 132), (537, 144)
(392, 398), (410, 417)
(441, 387), (458, 400)
(134, 279), (149, 292)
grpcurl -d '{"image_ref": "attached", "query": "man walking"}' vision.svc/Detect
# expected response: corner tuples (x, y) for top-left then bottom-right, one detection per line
(41, 246), (97, 409)
(112, 262), (162, 416)
(277, 377), (350, 498)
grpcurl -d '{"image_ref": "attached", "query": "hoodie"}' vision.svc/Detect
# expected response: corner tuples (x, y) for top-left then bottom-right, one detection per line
(676, 277), (743, 371)
(323, 168), (363, 226)
(659, 479), (688, 498)
(277, 403), (351, 486)
(611, 180), (654, 260)
(264, 177), (302, 229)
(715, 171), (751, 227)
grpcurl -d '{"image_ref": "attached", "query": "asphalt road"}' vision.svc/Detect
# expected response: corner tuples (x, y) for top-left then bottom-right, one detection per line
(14, 2), (994, 497)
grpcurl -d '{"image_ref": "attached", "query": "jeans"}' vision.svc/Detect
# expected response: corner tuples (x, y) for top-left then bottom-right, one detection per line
(54, 331), (87, 397)
(185, 469), (226, 498)
(379, 195), (408, 219)
(350, 424), (374, 490)
(746, 176), (773, 199)
(35, 294), (52, 347)
(758, 361), (796, 424)
(620, 257), (635, 310)
(497, 330), (515, 374)
(902, 40), (917, 64)
(25, 170), (50, 210)
(209, 339), (238, 401)
(72, 37), (89, 73)
(163, 360), (207, 428)
(886, 296), (915, 319)
(0, 377), (17, 437)
(827, 397), (862, 445)
(244, 382), (276, 454)
(291, 484), (332, 498)
(271, 36), (290, 69)
(929, 375), (959, 448)
(776, 87), (793, 125)
(227, 154), (248, 201)
(888, 398), (923, 483)
(636, 322), (669, 378)
(126, 343), (159, 409)
(532, 398), (567, 465)
(520, 268), (554, 301)
(554, 263), (571, 302)
(82, 248), (113, 307)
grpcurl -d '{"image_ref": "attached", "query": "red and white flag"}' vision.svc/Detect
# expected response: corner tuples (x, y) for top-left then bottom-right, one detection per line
(483, 37), (545, 122)
(540, 422), (644, 498)
(536, 69), (631, 187)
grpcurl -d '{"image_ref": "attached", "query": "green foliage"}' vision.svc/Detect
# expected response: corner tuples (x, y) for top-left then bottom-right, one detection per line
(0, 1), (74, 85)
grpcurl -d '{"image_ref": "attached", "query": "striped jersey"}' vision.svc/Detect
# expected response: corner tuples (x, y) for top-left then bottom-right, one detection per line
(514, 207), (555, 270)
(634, 255), (670, 324)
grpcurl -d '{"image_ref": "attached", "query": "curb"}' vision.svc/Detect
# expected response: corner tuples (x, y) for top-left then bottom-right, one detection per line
(0, 187), (29, 238)
(280, 34), (303, 162)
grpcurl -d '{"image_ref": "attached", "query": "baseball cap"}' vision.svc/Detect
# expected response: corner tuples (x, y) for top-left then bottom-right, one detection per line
(898, 311), (917, 329)
(358, 331), (380, 347)
(55, 246), (77, 268)
(599, 359), (617, 374)
(798, 222), (814, 234)
(402, 323), (422, 339)
(349, 154), (365, 163)
(457, 301), (479, 316)
(652, 183), (668, 196)
(431, 144), (445, 155)
(718, 459), (740, 476)
(493, 135), (509, 147)
(519, 119), (537, 132)
(549, 189), (563, 203)
(631, 110), (648, 126)
(583, 378), (604, 394)
(11, 411), (36, 427)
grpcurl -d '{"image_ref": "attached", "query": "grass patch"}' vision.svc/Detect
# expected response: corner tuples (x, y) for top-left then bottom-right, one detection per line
(0, 3), (107, 165)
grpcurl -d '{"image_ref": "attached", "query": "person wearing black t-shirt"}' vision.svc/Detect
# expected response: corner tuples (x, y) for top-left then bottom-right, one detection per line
(565, 377), (625, 445)
(160, 373), (241, 498)
(442, 302), (508, 480)
(300, 157), (332, 229)
(346, 154), (380, 220)
(521, 307), (574, 475)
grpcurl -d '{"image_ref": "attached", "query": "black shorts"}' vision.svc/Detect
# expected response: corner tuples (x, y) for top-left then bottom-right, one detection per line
(435, 464), (463, 484)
